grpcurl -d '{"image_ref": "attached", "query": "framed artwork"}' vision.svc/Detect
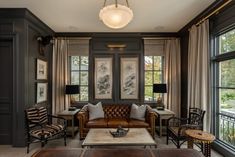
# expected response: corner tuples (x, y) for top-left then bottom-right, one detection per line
(36, 59), (47, 80)
(94, 57), (113, 99)
(120, 57), (139, 99)
(36, 83), (48, 103)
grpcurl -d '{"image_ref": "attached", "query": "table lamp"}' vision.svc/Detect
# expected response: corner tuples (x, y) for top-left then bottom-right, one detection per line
(153, 84), (167, 110)
(65, 85), (80, 105)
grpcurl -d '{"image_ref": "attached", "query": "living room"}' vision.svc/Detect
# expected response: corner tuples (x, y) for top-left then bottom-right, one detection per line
(0, 0), (235, 157)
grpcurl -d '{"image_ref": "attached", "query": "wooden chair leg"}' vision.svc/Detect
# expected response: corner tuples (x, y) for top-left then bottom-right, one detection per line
(27, 142), (30, 153)
(64, 131), (67, 146)
(166, 130), (169, 145)
(177, 140), (180, 149)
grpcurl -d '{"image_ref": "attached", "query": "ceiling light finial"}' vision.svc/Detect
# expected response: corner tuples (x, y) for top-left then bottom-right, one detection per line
(99, 0), (133, 29)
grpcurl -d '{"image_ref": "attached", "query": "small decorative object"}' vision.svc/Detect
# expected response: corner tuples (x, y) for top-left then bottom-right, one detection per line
(36, 83), (47, 103)
(36, 59), (47, 80)
(153, 84), (167, 110)
(120, 57), (139, 99)
(37, 35), (53, 55)
(109, 126), (129, 137)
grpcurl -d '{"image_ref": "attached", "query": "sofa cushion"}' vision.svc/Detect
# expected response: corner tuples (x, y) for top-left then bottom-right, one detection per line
(88, 102), (104, 120)
(86, 118), (108, 128)
(128, 119), (149, 128)
(107, 118), (129, 128)
(130, 104), (146, 121)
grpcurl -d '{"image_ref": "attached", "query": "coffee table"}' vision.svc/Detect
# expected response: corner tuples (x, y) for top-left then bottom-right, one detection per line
(82, 128), (157, 148)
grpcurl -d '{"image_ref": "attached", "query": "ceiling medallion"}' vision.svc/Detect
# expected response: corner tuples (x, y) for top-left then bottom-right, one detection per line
(99, 0), (133, 29)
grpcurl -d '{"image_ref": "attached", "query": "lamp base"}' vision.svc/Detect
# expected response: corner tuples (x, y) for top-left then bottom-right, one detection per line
(156, 96), (165, 110)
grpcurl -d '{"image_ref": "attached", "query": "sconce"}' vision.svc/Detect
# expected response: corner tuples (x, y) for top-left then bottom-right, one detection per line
(106, 44), (127, 50)
(37, 35), (53, 56)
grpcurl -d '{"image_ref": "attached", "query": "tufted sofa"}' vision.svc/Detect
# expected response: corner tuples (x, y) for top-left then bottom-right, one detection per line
(77, 104), (156, 140)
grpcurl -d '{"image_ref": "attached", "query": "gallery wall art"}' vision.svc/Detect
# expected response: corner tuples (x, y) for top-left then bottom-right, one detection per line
(94, 57), (113, 99)
(36, 59), (47, 80)
(36, 83), (48, 103)
(120, 57), (139, 99)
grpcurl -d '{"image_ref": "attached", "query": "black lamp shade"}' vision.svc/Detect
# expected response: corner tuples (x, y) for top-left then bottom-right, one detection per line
(65, 85), (80, 94)
(153, 84), (167, 93)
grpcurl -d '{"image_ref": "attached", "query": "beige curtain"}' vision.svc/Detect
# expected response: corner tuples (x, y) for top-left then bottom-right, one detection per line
(52, 39), (69, 115)
(188, 20), (210, 131)
(165, 39), (181, 117)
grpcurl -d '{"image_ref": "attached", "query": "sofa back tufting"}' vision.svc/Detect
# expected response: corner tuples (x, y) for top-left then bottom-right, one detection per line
(103, 104), (131, 119)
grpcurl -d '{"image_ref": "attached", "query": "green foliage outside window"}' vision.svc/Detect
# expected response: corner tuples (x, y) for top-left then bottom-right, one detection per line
(216, 28), (235, 148)
(71, 56), (89, 102)
(144, 56), (163, 101)
(220, 29), (235, 54)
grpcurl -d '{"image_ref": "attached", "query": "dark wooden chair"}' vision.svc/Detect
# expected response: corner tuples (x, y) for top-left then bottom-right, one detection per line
(25, 106), (67, 153)
(166, 108), (205, 148)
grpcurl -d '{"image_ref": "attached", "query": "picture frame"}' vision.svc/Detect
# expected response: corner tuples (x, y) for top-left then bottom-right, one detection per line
(94, 57), (113, 99)
(120, 57), (139, 99)
(36, 83), (48, 103)
(36, 59), (47, 80)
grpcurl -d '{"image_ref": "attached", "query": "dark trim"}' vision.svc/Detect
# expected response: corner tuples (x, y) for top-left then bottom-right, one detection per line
(178, 0), (231, 34)
(0, 33), (19, 146)
(211, 51), (235, 62)
(55, 32), (179, 38)
(212, 140), (235, 157)
(0, 8), (54, 34)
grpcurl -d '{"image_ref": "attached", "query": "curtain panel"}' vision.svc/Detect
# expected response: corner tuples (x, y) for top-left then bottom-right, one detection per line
(187, 20), (211, 131)
(165, 39), (181, 117)
(52, 39), (69, 115)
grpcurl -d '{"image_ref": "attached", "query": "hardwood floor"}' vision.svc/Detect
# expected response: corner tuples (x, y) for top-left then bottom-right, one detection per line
(0, 134), (223, 157)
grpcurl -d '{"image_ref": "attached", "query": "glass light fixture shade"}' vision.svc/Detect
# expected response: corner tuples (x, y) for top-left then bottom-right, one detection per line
(99, 4), (133, 29)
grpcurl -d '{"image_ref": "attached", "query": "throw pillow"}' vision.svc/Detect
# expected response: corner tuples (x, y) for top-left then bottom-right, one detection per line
(88, 102), (104, 120)
(130, 104), (146, 121)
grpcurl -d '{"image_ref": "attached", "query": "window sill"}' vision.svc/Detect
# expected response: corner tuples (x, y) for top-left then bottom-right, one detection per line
(212, 139), (235, 157)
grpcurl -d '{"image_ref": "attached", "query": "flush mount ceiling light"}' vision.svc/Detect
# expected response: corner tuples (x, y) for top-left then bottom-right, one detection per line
(99, 0), (133, 29)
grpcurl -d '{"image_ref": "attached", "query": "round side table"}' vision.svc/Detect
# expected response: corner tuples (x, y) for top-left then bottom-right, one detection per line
(185, 129), (215, 157)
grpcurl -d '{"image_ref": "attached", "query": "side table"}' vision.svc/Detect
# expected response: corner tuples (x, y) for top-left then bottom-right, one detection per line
(153, 108), (175, 137)
(58, 109), (80, 138)
(185, 129), (215, 157)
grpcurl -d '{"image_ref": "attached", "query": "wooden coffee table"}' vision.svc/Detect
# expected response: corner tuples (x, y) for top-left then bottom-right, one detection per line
(82, 128), (157, 148)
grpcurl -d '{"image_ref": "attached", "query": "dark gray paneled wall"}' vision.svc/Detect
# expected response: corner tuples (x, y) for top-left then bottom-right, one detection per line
(0, 8), (54, 146)
(89, 36), (144, 105)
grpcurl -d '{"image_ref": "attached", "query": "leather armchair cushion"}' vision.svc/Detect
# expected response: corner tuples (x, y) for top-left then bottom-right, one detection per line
(86, 118), (108, 128)
(128, 119), (149, 128)
(107, 118), (129, 128)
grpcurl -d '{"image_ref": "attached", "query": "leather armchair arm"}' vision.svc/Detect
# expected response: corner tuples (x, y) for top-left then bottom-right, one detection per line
(77, 105), (89, 139)
(145, 106), (157, 137)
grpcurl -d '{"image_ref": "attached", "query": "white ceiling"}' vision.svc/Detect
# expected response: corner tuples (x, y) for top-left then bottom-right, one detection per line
(0, 0), (215, 32)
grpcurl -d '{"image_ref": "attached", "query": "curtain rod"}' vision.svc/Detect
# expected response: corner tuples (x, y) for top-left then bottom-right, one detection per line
(54, 37), (91, 40)
(143, 37), (178, 40)
(196, 0), (232, 26)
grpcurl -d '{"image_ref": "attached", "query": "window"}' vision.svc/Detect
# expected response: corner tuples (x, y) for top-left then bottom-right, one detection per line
(70, 56), (89, 102)
(219, 29), (235, 54)
(212, 28), (235, 148)
(144, 56), (164, 101)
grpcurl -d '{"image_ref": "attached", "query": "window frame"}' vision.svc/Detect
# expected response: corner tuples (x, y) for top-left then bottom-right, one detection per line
(211, 27), (235, 150)
(69, 56), (89, 103)
(144, 55), (165, 102)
